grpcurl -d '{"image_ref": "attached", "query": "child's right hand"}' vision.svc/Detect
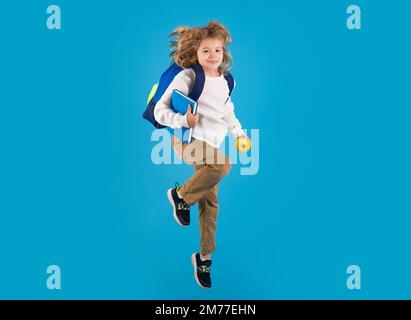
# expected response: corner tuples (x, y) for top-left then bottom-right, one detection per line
(185, 105), (199, 128)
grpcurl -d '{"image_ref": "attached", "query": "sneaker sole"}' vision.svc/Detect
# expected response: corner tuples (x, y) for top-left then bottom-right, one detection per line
(191, 253), (210, 289)
(167, 188), (188, 227)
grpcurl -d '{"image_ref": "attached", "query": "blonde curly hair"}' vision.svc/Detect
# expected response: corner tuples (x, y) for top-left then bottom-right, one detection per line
(169, 20), (233, 74)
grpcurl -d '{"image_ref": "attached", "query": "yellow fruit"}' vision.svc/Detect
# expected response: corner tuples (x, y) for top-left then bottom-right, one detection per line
(236, 136), (251, 152)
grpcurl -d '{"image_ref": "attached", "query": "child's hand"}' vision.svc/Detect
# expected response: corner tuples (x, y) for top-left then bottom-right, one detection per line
(185, 105), (199, 128)
(239, 133), (251, 144)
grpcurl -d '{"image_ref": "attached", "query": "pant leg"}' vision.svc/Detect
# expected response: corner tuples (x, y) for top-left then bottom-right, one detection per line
(198, 183), (219, 256)
(172, 137), (231, 205)
(172, 139), (225, 256)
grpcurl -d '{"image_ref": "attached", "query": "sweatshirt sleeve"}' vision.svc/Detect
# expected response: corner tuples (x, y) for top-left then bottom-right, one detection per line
(223, 96), (245, 138)
(153, 69), (195, 129)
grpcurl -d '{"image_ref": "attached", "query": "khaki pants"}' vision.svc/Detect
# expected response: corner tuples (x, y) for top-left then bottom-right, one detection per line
(171, 137), (231, 256)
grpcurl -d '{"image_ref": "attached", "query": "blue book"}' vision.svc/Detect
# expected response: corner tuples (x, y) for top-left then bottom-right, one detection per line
(167, 89), (198, 144)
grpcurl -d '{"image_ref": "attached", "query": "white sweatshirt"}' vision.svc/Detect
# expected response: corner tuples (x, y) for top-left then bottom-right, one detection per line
(153, 68), (244, 148)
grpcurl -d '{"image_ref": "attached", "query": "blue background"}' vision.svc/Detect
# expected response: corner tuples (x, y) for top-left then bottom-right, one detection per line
(0, 0), (410, 299)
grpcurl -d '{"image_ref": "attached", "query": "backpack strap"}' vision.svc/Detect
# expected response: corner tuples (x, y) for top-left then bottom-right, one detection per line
(190, 65), (235, 101)
(154, 63), (232, 103)
(224, 72), (235, 96)
(189, 64), (205, 101)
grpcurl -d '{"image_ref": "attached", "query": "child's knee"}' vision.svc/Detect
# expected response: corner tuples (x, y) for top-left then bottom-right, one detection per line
(211, 162), (231, 179)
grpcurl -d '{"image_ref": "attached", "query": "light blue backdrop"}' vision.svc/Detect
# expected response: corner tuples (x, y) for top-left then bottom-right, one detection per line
(0, 0), (410, 299)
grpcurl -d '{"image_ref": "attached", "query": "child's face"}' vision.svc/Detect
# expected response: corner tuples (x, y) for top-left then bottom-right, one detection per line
(197, 37), (224, 75)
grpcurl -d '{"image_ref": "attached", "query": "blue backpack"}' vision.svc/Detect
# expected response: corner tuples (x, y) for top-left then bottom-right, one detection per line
(143, 63), (235, 129)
